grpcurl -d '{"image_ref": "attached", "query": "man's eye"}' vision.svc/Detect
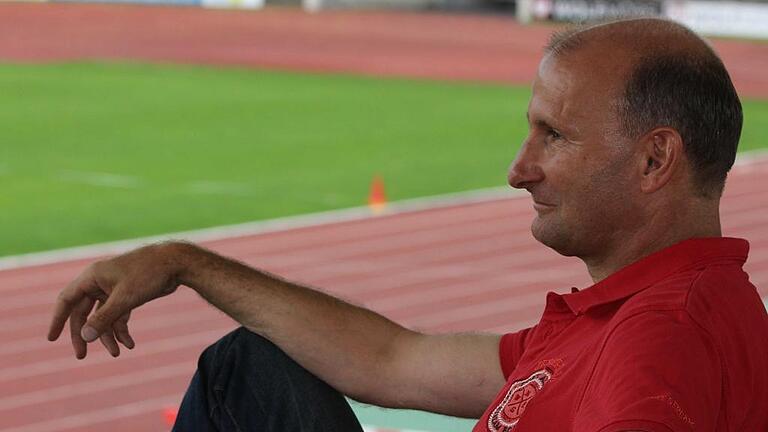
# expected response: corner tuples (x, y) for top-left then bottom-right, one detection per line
(548, 129), (564, 141)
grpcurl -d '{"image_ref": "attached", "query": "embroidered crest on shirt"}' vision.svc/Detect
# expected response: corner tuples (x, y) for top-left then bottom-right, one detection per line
(488, 368), (552, 432)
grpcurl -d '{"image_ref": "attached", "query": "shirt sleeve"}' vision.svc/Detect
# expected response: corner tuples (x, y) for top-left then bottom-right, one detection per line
(574, 311), (721, 432)
(499, 325), (536, 379)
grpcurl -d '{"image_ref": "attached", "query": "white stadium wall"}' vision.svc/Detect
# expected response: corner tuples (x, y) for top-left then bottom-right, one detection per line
(666, 0), (768, 39)
(518, 0), (768, 40)
(34, 0), (768, 38)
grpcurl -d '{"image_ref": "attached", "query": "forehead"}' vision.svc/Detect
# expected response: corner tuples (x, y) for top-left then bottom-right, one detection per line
(529, 47), (631, 131)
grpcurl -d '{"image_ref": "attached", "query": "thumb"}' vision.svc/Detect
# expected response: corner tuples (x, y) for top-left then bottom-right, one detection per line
(81, 293), (130, 343)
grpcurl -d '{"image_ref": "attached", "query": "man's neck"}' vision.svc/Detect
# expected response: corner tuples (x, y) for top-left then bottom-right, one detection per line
(583, 202), (722, 283)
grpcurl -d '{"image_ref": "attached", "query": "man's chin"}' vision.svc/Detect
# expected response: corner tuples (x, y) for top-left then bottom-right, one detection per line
(531, 219), (577, 257)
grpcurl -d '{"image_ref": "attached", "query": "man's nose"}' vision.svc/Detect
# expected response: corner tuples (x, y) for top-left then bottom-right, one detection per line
(507, 140), (545, 189)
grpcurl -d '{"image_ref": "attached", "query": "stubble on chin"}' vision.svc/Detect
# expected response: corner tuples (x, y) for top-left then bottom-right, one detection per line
(530, 212), (579, 257)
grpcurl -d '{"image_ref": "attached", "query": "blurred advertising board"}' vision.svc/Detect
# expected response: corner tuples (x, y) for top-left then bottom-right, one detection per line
(200, 0), (263, 7)
(527, 0), (662, 22)
(666, 0), (768, 39)
(51, 0), (201, 4)
(51, 0), (264, 8)
(519, 0), (768, 40)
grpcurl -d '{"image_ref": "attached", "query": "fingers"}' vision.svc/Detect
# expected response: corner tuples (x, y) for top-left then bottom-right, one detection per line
(94, 301), (121, 357)
(99, 331), (121, 357)
(95, 303), (135, 356)
(64, 297), (135, 359)
(81, 284), (132, 343)
(50, 259), (143, 359)
(68, 297), (95, 360)
(49, 295), (73, 342)
(113, 312), (135, 350)
(51, 245), (178, 358)
(48, 271), (93, 342)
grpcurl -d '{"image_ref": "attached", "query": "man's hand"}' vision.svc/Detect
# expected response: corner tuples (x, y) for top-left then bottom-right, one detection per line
(47, 241), (505, 417)
(47, 242), (183, 359)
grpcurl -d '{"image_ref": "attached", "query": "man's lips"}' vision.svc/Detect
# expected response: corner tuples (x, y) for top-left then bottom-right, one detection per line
(532, 199), (556, 211)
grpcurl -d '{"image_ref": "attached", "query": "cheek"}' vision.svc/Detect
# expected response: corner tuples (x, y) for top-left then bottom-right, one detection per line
(543, 146), (630, 214)
(561, 185), (599, 223)
(581, 165), (638, 219)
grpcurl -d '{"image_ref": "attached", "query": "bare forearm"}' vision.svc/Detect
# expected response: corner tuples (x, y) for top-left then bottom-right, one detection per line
(173, 242), (412, 404)
(49, 240), (505, 417)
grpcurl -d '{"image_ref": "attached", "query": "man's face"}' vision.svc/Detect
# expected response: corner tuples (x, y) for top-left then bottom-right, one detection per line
(508, 50), (643, 259)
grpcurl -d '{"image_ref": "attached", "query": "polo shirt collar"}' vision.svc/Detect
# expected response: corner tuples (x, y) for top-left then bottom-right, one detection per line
(561, 237), (749, 315)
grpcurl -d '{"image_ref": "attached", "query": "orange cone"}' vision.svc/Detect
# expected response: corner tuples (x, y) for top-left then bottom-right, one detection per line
(162, 406), (178, 427)
(368, 175), (387, 214)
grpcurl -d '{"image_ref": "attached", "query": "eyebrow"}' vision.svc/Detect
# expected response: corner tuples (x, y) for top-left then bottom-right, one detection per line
(526, 111), (558, 131)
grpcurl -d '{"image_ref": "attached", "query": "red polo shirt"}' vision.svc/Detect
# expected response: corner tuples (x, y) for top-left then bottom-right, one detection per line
(473, 237), (768, 432)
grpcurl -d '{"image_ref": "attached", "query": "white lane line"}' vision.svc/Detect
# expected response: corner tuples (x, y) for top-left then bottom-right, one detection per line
(0, 304), (217, 355)
(0, 199), (521, 293)
(57, 170), (143, 189)
(2, 149), (767, 272)
(0, 361), (193, 411)
(0, 313), (48, 334)
(0, 394), (180, 432)
(0, 327), (232, 382)
(0, 291), (63, 311)
(722, 149), (768, 177)
(0, 186), (516, 271)
(5, 199), (767, 306)
(405, 290), (552, 329)
(722, 209), (768, 228)
(4, 215), (768, 316)
(1, 267), (557, 351)
(733, 148), (768, 167)
(369, 268), (579, 313)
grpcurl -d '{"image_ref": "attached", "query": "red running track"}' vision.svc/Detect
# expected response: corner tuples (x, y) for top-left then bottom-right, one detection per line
(0, 155), (766, 432)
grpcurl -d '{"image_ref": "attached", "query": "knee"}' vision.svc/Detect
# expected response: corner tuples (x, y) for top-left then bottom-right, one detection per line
(198, 326), (339, 393)
(189, 329), (361, 431)
(199, 327), (288, 373)
(197, 327), (326, 406)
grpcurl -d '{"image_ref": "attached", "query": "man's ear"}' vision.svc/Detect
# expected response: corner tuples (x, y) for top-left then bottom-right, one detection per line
(637, 127), (684, 194)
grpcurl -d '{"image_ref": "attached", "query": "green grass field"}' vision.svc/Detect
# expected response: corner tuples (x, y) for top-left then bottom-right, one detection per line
(1, 62), (767, 257)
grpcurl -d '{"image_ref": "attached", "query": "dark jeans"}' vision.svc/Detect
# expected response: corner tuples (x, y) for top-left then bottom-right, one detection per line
(172, 327), (364, 432)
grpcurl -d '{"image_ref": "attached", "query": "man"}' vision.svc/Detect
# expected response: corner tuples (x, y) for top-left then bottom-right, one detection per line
(48, 18), (768, 431)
